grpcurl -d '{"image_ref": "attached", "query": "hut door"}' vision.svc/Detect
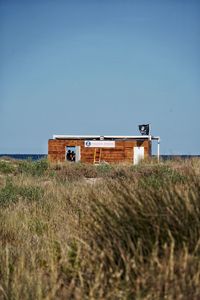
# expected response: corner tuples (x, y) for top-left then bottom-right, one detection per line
(133, 147), (144, 165)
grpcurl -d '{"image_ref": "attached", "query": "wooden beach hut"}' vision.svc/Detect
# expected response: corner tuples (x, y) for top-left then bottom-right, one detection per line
(48, 134), (160, 164)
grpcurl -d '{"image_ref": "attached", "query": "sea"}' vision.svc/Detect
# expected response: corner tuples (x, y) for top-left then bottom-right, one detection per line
(0, 154), (47, 160)
(0, 154), (200, 161)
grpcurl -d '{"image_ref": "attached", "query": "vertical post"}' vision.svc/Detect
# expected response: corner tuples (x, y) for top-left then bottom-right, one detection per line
(157, 138), (160, 162)
(149, 124), (152, 146)
(75, 146), (81, 162)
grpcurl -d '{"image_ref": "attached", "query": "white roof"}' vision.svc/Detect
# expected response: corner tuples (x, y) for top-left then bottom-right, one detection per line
(53, 134), (160, 140)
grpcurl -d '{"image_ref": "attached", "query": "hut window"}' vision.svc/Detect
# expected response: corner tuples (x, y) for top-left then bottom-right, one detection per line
(66, 146), (76, 162)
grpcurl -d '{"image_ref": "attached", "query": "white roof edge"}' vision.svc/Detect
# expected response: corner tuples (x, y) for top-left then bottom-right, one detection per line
(53, 134), (160, 140)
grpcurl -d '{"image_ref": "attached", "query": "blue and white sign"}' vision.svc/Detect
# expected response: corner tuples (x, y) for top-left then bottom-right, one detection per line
(84, 140), (115, 148)
(85, 141), (91, 147)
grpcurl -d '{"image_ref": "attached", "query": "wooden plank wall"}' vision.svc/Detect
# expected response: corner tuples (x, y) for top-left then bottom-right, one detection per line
(48, 139), (151, 163)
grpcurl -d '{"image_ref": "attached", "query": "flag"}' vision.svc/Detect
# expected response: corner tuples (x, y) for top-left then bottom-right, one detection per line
(138, 124), (150, 135)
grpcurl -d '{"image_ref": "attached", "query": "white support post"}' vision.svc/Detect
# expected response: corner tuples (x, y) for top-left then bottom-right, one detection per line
(157, 138), (160, 162)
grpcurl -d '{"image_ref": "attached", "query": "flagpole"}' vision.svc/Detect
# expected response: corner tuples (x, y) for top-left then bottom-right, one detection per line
(149, 123), (151, 141)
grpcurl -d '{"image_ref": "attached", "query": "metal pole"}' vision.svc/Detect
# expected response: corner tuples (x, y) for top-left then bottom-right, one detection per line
(149, 123), (152, 141)
(157, 138), (160, 162)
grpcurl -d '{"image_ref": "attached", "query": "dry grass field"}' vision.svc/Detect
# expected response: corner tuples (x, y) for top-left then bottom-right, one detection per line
(0, 158), (200, 299)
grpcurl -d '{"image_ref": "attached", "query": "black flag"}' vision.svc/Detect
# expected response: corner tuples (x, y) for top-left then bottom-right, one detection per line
(139, 124), (150, 135)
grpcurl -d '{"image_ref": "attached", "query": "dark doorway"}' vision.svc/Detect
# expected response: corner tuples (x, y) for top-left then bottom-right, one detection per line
(66, 146), (76, 162)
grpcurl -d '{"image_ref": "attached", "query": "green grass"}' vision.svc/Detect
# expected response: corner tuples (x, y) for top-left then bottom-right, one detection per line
(0, 161), (16, 174)
(0, 179), (44, 207)
(0, 158), (200, 299)
(18, 159), (49, 176)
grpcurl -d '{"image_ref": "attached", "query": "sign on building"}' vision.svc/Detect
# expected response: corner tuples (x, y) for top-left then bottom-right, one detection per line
(84, 140), (115, 148)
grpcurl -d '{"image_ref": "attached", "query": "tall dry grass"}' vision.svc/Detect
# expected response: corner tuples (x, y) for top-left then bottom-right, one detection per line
(0, 158), (200, 299)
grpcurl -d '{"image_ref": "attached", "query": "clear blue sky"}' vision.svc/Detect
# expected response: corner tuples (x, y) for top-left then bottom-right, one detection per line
(0, 0), (199, 154)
